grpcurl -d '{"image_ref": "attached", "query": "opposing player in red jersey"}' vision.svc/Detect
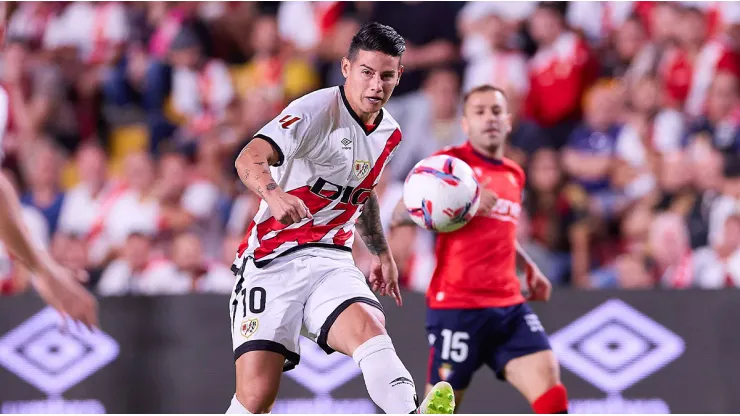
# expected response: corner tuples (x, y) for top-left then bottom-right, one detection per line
(392, 85), (568, 413)
(226, 23), (454, 414)
(0, 85), (97, 328)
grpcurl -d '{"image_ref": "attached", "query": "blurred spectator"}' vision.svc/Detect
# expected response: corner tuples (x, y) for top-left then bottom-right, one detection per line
(694, 210), (740, 288)
(154, 151), (222, 258)
(386, 67), (466, 182)
(525, 2), (597, 148)
(683, 72), (740, 155)
(603, 17), (660, 85)
(566, 1), (635, 47)
(7, 3), (65, 51)
(96, 231), (177, 296)
(524, 148), (590, 287)
(684, 13), (740, 118)
(660, 7), (707, 111)
(170, 232), (233, 294)
(278, 1), (363, 87)
(649, 2), (681, 47)
(49, 231), (101, 288)
(650, 150), (694, 213)
(590, 203), (654, 289)
(231, 13), (319, 113)
(20, 138), (65, 235)
(370, 1), (463, 96)
(277, 1), (354, 54)
(43, 2), (129, 65)
(462, 13), (528, 97)
(0, 39), (56, 151)
(562, 81), (621, 216)
(649, 211), (694, 288)
(684, 145), (725, 249)
(169, 27), (234, 147)
(613, 76), (685, 202)
(58, 142), (113, 236)
(709, 155), (740, 248)
(503, 86), (548, 167)
(101, 151), (161, 258)
(57, 141), (122, 266)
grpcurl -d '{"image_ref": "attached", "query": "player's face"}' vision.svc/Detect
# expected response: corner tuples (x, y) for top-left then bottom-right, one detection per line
(462, 90), (512, 152)
(342, 50), (403, 115)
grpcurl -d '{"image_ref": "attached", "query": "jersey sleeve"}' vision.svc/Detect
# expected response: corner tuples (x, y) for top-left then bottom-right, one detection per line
(254, 108), (315, 167)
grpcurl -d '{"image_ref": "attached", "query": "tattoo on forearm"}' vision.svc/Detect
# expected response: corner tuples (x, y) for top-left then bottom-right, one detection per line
(266, 182), (277, 191)
(357, 193), (389, 255)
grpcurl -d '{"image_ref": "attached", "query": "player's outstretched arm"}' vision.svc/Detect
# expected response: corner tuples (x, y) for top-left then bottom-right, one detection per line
(358, 192), (403, 305)
(0, 172), (98, 328)
(235, 138), (311, 225)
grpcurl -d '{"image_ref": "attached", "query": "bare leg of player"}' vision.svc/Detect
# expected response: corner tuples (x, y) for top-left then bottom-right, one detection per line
(228, 350), (285, 413)
(504, 350), (568, 414)
(327, 303), (454, 414)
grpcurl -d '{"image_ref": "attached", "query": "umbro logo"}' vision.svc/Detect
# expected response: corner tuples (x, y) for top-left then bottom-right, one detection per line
(341, 138), (352, 149)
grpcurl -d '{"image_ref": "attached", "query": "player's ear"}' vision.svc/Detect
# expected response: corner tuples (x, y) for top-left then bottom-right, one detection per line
(396, 64), (404, 86)
(505, 112), (513, 134)
(461, 114), (470, 135)
(341, 57), (351, 79)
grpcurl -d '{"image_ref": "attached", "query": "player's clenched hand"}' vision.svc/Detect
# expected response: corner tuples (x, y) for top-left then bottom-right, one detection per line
(31, 258), (99, 330)
(265, 191), (313, 225)
(368, 255), (403, 306)
(477, 177), (498, 216)
(525, 262), (552, 302)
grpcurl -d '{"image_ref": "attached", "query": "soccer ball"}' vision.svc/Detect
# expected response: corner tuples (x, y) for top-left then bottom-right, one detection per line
(403, 155), (481, 233)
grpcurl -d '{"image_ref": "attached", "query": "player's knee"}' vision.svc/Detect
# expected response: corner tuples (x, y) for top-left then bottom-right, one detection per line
(235, 383), (278, 414)
(328, 303), (387, 355)
(356, 306), (387, 340)
(539, 352), (561, 386)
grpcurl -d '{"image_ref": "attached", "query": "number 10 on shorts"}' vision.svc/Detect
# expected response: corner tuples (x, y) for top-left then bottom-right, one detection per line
(232, 287), (267, 330)
(440, 330), (469, 363)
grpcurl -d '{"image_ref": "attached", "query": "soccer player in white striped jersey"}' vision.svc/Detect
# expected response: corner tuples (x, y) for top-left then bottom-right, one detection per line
(226, 22), (454, 414)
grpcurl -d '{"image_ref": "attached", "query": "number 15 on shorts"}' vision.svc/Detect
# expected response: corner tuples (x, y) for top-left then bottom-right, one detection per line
(440, 329), (469, 363)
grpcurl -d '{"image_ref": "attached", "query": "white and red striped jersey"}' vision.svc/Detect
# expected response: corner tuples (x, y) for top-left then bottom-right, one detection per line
(237, 86), (402, 267)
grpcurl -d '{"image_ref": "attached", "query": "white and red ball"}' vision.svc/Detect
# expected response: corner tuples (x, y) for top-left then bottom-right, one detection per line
(402, 155), (480, 233)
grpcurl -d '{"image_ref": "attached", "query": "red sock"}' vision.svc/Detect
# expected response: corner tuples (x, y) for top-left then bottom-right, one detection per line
(532, 384), (568, 414)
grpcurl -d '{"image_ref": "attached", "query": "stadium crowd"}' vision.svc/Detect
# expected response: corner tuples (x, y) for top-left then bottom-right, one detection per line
(0, 1), (739, 296)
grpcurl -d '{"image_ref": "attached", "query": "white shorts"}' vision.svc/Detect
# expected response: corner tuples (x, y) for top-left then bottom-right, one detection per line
(229, 248), (383, 371)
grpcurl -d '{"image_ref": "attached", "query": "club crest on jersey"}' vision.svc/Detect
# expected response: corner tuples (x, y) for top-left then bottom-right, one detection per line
(438, 363), (453, 381)
(240, 318), (259, 339)
(354, 160), (371, 180)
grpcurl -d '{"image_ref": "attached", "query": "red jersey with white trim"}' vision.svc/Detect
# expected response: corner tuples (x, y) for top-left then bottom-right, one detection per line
(238, 86), (402, 267)
(427, 142), (525, 309)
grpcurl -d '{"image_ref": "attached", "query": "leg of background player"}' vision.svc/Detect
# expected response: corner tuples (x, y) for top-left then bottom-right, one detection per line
(425, 384), (466, 413)
(327, 303), (453, 414)
(504, 350), (568, 414)
(229, 350), (285, 413)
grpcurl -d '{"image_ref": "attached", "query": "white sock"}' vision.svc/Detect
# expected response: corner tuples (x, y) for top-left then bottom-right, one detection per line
(353, 335), (418, 414)
(226, 394), (252, 414)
